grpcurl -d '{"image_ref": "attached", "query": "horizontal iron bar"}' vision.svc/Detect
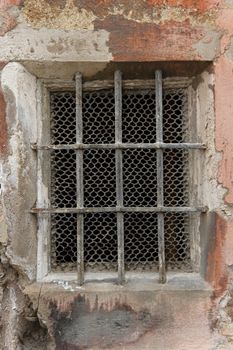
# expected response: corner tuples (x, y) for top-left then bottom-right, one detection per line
(31, 142), (206, 151)
(30, 206), (208, 214)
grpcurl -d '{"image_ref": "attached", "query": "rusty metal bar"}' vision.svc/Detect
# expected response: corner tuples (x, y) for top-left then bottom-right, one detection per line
(31, 206), (207, 214)
(32, 142), (206, 151)
(75, 72), (84, 285)
(115, 70), (125, 284)
(156, 70), (166, 283)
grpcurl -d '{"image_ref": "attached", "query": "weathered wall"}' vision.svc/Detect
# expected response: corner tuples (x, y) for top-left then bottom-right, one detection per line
(1, 0), (233, 349)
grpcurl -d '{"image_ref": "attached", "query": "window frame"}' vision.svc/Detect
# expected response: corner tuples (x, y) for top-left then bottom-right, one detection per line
(34, 73), (206, 283)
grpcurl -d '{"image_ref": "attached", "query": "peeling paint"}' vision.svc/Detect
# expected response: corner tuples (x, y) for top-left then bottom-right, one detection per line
(23, 0), (96, 30)
(215, 54), (233, 204)
(0, 1), (233, 349)
(193, 30), (222, 60)
(95, 16), (217, 61)
(0, 27), (112, 61)
(207, 214), (229, 298)
(146, 0), (220, 12)
(22, 0), (220, 30)
(0, 0), (22, 36)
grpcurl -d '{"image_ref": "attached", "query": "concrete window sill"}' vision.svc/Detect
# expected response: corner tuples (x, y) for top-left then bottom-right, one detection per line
(36, 272), (212, 293)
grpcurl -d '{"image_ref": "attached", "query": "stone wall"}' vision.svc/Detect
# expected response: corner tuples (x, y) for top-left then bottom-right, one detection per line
(1, 1), (233, 349)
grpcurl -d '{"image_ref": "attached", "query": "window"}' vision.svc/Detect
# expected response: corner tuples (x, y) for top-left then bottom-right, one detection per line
(34, 70), (206, 284)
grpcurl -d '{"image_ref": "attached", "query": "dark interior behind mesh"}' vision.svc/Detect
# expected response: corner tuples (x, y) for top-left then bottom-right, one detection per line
(50, 87), (190, 272)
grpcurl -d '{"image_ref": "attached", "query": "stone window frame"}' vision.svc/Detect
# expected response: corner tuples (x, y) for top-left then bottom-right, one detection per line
(1, 63), (218, 287)
(34, 72), (207, 284)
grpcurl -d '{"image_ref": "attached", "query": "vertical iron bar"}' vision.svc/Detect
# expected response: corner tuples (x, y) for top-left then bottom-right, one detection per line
(76, 72), (84, 285)
(115, 70), (125, 284)
(155, 70), (166, 283)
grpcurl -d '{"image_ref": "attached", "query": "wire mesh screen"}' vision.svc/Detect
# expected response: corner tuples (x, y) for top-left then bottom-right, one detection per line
(122, 90), (156, 143)
(51, 150), (76, 208)
(83, 149), (116, 207)
(124, 212), (158, 271)
(51, 213), (77, 271)
(83, 90), (115, 144)
(50, 87), (192, 273)
(50, 92), (76, 144)
(164, 212), (191, 271)
(123, 149), (157, 207)
(163, 89), (188, 143)
(164, 149), (189, 207)
(84, 213), (118, 271)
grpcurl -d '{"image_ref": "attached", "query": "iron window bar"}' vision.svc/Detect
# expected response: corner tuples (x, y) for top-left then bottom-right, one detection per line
(33, 70), (207, 285)
(115, 71), (125, 284)
(75, 72), (84, 285)
(31, 143), (206, 150)
(156, 71), (165, 282)
(31, 207), (207, 214)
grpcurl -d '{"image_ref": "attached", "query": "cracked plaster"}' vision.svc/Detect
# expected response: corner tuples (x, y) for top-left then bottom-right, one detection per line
(0, 1), (233, 349)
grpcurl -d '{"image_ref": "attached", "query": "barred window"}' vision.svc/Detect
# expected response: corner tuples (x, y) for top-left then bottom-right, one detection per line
(34, 71), (206, 284)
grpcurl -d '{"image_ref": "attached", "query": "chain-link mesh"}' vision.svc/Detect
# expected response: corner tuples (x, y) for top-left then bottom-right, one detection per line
(83, 149), (116, 207)
(124, 212), (158, 271)
(84, 213), (118, 271)
(51, 213), (77, 271)
(50, 85), (192, 273)
(163, 89), (188, 143)
(164, 212), (191, 271)
(50, 92), (76, 144)
(122, 91), (156, 143)
(83, 90), (115, 144)
(123, 149), (157, 207)
(164, 149), (189, 207)
(51, 150), (76, 208)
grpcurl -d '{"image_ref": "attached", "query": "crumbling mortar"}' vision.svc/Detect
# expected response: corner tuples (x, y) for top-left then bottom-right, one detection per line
(0, 259), (48, 349)
(211, 290), (233, 346)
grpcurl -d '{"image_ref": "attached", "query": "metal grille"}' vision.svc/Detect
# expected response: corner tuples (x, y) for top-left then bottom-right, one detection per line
(122, 90), (156, 143)
(50, 92), (76, 144)
(83, 90), (115, 144)
(34, 71), (206, 284)
(164, 149), (189, 207)
(123, 149), (157, 207)
(84, 213), (118, 271)
(83, 149), (116, 207)
(51, 213), (77, 270)
(124, 212), (158, 271)
(51, 150), (76, 208)
(164, 212), (191, 270)
(163, 89), (188, 143)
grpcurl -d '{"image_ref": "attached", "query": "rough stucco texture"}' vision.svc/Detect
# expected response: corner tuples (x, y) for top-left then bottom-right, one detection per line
(0, 0), (23, 36)
(0, 89), (7, 155)
(24, 285), (222, 350)
(1, 0), (233, 349)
